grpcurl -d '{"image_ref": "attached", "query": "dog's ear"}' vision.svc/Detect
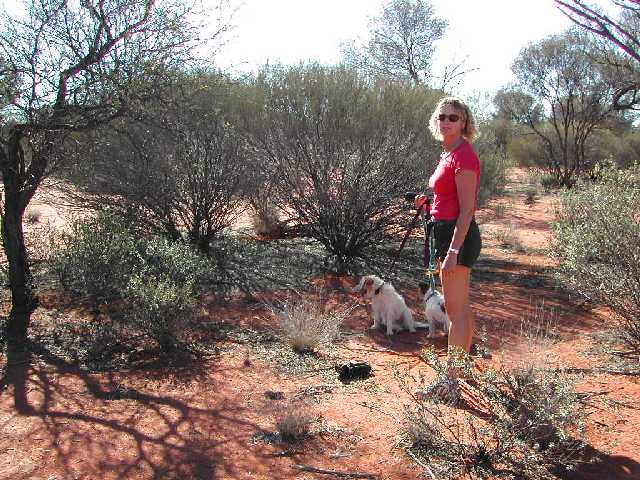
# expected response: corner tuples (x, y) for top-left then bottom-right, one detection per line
(364, 278), (374, 289)
(418, 281), (429, 295)
(351, 278), (363, 292)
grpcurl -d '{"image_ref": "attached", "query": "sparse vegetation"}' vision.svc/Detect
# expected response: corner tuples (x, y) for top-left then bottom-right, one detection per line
(275, 402), (319, 443)
(492, 201), (508, 218)
(554, 166), (640, 361)
(494, 221), (526, 252)
(524, 186), (538, 205)
(405, 350), (587, 480)
(273, 292), (351, 353)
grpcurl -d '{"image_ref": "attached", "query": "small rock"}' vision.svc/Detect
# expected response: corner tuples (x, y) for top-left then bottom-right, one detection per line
(264, 390), (285, 400)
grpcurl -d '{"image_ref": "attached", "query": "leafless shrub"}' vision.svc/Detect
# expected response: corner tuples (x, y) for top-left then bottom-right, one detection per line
(62, 72), (250, 254)
(242, 64), (441, 272)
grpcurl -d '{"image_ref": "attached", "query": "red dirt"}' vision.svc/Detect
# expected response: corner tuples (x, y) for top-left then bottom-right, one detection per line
(1, 172), (639, 480)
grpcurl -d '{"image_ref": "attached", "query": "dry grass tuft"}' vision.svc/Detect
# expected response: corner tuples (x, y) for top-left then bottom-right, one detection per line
(273, 291), (353, 353)
(275, 402), (318, 443)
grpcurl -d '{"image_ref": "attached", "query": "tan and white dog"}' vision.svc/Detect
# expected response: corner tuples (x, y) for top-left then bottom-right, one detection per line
(352, 275), (428, 335)
(419, 283), (450, 339)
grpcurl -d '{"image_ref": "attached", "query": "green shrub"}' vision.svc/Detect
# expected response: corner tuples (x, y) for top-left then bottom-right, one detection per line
(51, 212), (211, 356)
(507, 135), (546, 169)
(540, 173), (558, 192)
(553, 166), (640, 354)
(405, 350), (586, 479)
(478, 151), (510, 207)
(52, 212), (142, 302)
(124, 275), (197, 352)
(137, 237), (213, 293)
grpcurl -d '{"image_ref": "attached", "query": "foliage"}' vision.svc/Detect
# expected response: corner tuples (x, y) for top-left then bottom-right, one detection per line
(553, 166), (640, 355)
(506, 134), (547, 169)
(242, 64), (441, 272)
(341, 0), (449, 86)
(124, 275), (197, 352)
(50, 212), (213, 354)
(62, 70), (250, 253)
(405, 350), (587, 479)
(52, 213), (142, 302)
(477, 150), (511, 207)
(498, 30), (618, 186)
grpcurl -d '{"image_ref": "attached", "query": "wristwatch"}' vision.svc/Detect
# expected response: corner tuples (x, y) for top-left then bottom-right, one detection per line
(448, 247), (460, 255)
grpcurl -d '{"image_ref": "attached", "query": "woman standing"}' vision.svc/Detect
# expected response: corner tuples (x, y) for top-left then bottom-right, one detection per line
(416, 96), (482, 405)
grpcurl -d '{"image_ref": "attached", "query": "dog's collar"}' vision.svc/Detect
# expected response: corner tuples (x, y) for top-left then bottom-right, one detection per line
(424, 289), (439, 303)
(374, 283), (385, 295)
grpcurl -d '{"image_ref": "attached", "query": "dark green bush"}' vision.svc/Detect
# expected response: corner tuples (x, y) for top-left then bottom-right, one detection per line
(53, 212), (142, 302)
(124, 275), (197, 352)
(553, 166), (640, 354)
(51, 212), (211, 356)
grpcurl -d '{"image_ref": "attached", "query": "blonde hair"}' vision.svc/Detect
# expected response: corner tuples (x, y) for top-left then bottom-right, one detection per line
(429, 96), (480, 143)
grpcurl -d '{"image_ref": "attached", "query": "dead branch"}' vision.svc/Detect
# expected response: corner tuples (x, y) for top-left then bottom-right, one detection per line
(293, 464), (379, 479)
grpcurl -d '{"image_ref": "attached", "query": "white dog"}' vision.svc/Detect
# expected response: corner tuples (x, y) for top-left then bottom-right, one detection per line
(352, 275), (428, 335)
(419, 283), (450, 339)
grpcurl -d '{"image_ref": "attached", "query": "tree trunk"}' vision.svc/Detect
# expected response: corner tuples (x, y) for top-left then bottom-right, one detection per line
(1, 135), (37, 365)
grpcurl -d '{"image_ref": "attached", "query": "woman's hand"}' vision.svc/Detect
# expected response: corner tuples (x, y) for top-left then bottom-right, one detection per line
(441, 252), (458, 271)
(415, 194), (428, 210)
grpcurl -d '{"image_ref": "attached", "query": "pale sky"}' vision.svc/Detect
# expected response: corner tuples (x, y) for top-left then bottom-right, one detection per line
(0, 0), (615, 98)
(214, 0), (613, 97)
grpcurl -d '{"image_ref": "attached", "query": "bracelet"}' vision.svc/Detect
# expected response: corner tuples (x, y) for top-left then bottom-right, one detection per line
(448, 247), (460, 255)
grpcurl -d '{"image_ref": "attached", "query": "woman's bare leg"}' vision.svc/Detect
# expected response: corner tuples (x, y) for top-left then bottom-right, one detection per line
(441, 264), (472, 355)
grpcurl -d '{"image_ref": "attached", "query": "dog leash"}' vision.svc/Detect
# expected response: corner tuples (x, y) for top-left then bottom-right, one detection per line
(388, 203), (426, 275)
(388, 194), (441, 291)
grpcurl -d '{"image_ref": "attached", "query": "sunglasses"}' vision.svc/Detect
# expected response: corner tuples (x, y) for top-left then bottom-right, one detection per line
(437, 113), (461, 122)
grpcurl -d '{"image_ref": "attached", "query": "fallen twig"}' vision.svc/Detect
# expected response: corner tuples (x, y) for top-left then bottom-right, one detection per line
(405, 450), (437, 480)
(354, 401), (396, 419)
(293, 464), (378, 479)
(552, 367), (640, 377)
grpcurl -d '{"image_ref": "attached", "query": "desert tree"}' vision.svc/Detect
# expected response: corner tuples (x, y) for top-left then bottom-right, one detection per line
(556, 0), (640, 109)
(62, 70), (250, 254)
(0, 0), (228, 372)
(341, 0), (449, 87)
(498, 31), (618, 186)
(243, 64), (440, 273)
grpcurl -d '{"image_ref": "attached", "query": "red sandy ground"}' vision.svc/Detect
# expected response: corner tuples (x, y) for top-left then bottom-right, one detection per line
(1, 172), (639, 480)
